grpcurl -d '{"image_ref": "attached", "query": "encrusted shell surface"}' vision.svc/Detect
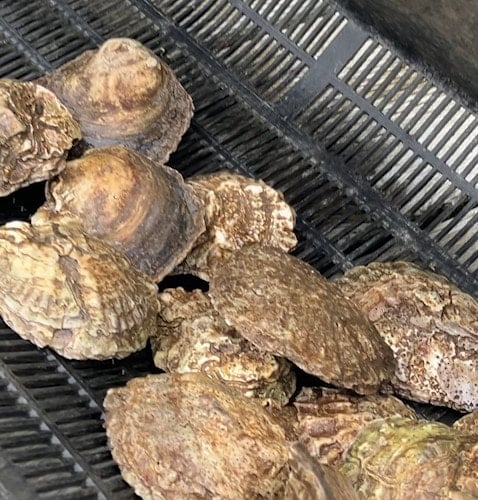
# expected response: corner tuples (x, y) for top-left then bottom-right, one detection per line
(181, 171), (297, 279)
(454, 411), (478, 432)
(0, 79), (80, 196)
(32, 146), (205, 282)
(152, 287), (296, 406)
(0, 221), (158, 359)
(285, 442), (359, 500)
(293, 387), (417, 466)
(340, 417), (478, 499)
(210, 245), (395, 394)
(37, 38), (193, 165)
(336, 261), (478, 411)
(103, 373), (289, 499)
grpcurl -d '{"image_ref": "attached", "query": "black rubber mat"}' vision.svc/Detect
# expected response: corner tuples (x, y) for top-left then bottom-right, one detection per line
(0, 0), (476, 498)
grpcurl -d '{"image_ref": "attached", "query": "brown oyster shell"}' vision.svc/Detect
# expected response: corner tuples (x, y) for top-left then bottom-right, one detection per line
(36, 38), (193, 165)
(31, 146), (205, 282)
(454, 411), (478, 433)
(293, 387), (417, 466)
(209, 245), (395, 394)
(0, 221), (158, 359)
(181, 171), (297, 280)
(152, 287), (296, 406)
(336, 261), (478, 411)
(0, 79), (80, 196)
(285, 442), (359, 500)
(340, 416), (478, 499)
(103, 372), (289, 499)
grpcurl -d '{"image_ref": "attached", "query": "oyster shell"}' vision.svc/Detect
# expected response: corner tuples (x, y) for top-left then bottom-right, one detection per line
(209, 245), (395, 394)
(181, 171), (297, 279)
(36, 38), (192, 165)
(293, 387), (417, 465)
(336, 261), (478, 411)
(340, 417), (478, 499)
(454, 411), (478, 432)
(152, 287), (296, 406)
(32, 146), (205, 282)
(285, 442), (359, 500)
(0, 79), (80, 196)
(0, 221), (158, 359)
(103, 372), (289, 499)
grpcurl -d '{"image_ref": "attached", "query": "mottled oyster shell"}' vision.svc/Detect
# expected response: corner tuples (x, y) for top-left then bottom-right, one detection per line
(181, 171), (297, 279)
(32, 146), (205, 282)
(454, 411), (478, 432)
(153, 287), (296, 405)
(0, 221), (158, 359)
(210, 245), (395, 394)
(293, 387), (417, 466)
(340, 417), (478, 499)
(285, 442), (359, 500)
(37, 38), (193, 165)
(0, 79), (80, 196)
(103, 373), (289, 499)
(336, 261), (478, 411)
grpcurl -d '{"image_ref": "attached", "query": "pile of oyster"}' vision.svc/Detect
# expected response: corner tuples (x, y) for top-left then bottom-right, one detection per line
(0, 37), (477, 499)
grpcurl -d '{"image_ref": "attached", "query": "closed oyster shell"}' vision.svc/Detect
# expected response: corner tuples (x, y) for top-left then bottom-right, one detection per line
(336, 261), (478, 411)
(32, 146), (205, 282)
(103, 372), (289, 499)
(293, 387), (417, 466)
(454, 411), (478, 432)
(152, 287), (296, 406)
(0, 79), (80, 196)
(209, 245), (395, 394)
(340, 417), (478, 499)
(0, 221), (158, 359)
(181, 171), (297, 280)
(285, 442), (359, 500)
(36, 38), (193, 165)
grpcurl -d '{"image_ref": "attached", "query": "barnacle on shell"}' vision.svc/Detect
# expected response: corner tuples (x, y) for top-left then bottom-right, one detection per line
(32, 146), (205, 282)
(336, 261), (478, 411)
(340, 416), (478, 499)
(36, 37), (193, 165)
(209, 245), (395, 394)
(152, 287), (296, 406)
(0, 221), (158, 359)
(104, 373), (289, 499)
(181, 171), (297, 280)
(0, 78), (80, 196)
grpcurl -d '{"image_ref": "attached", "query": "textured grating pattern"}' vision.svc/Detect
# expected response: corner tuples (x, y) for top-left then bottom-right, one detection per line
(0, 0), (475, 497)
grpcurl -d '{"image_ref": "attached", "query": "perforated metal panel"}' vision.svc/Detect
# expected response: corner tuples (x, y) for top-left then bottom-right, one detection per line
(0, 0), (476, 497)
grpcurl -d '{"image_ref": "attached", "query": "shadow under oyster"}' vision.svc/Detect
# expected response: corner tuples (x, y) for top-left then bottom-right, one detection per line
(209, 245), (395, 394)
(152, 287), (296, 406)
(104, 373), (289, 499)
(181, 171), (297, 280)
(340, 416), (478, 499)
(336, 261), (478, 411)
(36, 37), (193, 165)
(32, 146), (205, 282)
(0, 78), (81, 196)
(0, 221), (158, 359)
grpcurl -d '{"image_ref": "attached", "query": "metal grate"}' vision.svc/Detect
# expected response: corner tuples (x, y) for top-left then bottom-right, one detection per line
(0, 0), (475, 497)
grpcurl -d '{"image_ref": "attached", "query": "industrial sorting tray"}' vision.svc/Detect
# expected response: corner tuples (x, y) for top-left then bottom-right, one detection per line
(0, 0), (477, 498)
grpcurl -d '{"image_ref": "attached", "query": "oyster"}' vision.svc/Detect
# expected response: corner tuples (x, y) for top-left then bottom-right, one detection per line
(181, 171), (297, 279)
(152, 287), (296, 406)
(209, 245), (395, 394)
(454, 411), (478, 432)
(0, 79), (80, 196)
(36, 38), (192, 165)
(32, 146), (205, 282)
(293, 387), (417, 465)
(285, 442), (359, 500)
(103, 373), (289, 499)
(0, 221), (158, 359)
(336, 261), (478, 411)
(340, 417), (478, 499)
